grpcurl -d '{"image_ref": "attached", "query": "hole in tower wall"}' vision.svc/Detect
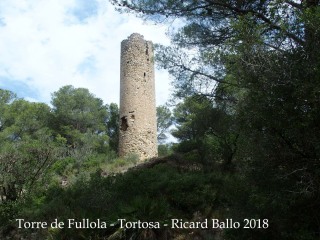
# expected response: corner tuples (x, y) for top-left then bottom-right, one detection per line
(130, 114), (135, 123)
(144, 72), (146, 77)
(120, 116), (129, 131)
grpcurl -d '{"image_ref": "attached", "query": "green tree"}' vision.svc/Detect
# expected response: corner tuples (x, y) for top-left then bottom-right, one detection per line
(172, 95), (238, 167)
(0, 96), (58, 202)
(106, 103), (119, 152)
(0, 89), (16, 106)
(51, 85), (109, 152)
(172, 96), (215, 142)
(112, 0), (320, 238)
(0, 99), (52, 141)
(156, 105), (173, 143)
(0, 89), (17, 133)
(112, 0), (319, 98)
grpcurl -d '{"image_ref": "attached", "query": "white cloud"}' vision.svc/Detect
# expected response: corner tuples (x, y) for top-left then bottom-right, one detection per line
(0, 0), (172, 106)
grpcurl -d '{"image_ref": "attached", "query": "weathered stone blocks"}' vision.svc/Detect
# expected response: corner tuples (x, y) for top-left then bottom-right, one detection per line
(119, 33), (158, 160)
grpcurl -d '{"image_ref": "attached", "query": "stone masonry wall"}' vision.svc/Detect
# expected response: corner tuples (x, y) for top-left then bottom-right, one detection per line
(119, 33), (158, 161)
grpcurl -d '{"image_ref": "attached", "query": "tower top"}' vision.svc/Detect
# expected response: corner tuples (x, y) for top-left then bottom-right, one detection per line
(121, 33), (152, 46)
(127, 33), (144, 40)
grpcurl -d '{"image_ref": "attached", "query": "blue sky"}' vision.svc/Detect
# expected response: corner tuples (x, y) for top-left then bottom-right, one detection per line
(0, 0), (172, 106)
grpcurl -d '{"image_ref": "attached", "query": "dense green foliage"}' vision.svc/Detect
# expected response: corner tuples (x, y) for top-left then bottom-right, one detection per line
(0, 87), (121, 228)
(156, 105), (173, 143)
(110, 0), (320, 239)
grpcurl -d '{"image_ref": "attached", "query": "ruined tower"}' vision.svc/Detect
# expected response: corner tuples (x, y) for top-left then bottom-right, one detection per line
(119, 33), (158, 161)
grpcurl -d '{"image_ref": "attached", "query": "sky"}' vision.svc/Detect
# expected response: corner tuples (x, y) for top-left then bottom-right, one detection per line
(0, 0), (172, 106)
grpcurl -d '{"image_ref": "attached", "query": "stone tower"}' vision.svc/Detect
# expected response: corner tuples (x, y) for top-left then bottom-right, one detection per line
(119, 33), (158, 161)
